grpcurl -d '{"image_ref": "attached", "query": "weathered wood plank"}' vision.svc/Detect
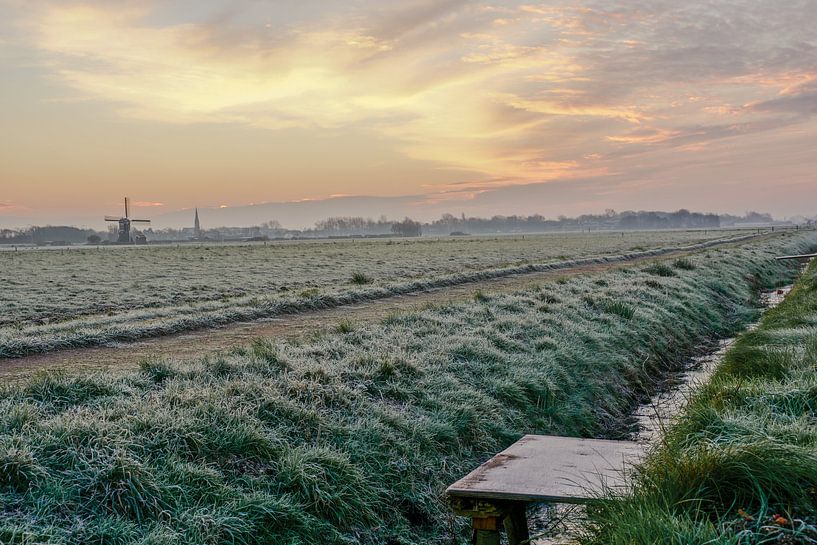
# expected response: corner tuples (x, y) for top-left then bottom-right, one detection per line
(446, 435), (644, 504)
(776, 254), (817, 260)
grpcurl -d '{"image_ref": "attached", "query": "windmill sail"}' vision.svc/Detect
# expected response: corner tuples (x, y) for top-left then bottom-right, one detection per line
(104, 197), (150, 244)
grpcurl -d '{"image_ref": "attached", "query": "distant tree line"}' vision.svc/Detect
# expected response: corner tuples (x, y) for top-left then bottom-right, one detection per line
(718, 211), (774, 226)
(0, 209), (807, 245)
(311, 216), (393, 235)
(294, 209), (794, 237)
(0, 226), (99, 245)
(422, 209), (722, 235)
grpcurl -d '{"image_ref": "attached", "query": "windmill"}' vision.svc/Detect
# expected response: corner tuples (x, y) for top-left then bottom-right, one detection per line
(105, 197), (150, 243)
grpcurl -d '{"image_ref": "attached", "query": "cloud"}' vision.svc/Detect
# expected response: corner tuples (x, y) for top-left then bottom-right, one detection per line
(8, 0), (817, 209)
(0, 201), (30, 214)
(607, 128), (680, 145)
(750, 78), (817, 115)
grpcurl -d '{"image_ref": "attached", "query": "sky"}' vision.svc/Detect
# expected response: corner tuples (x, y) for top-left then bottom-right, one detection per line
(1, 0), (816, 228)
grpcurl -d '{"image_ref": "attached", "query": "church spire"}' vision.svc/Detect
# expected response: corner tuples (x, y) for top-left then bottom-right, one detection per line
(194, 208), (201, 239)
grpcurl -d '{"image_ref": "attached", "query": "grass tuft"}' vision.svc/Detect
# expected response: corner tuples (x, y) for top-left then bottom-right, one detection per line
(335, 320), (355, 334)
(644, 279), (663, 290)
(643, 263), (677, 277)
(600, 300), (636, 319)
(473, 289), (490, 302)
(0, 439), (42, 491)
(350, 272), (373, 285)
(82, 450), (168, 522)
(138, 359), (176, 384)
(673, 257), (697, 270)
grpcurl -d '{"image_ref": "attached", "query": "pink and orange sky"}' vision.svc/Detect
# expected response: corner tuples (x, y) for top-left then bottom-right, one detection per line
(1, 0), (816, 228)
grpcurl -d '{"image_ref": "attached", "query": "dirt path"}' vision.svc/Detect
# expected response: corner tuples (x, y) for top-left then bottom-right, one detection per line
(0, 238), (772, 380)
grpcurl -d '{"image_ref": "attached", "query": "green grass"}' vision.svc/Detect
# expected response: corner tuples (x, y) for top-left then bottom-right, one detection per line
(600, 300), (636, 319)
(673, 257), (697, 270)
(350, 272), (373, 285)
(643, 263), (677, 277)
(0, 233), (814, 544)
(584, 256), (817, 545)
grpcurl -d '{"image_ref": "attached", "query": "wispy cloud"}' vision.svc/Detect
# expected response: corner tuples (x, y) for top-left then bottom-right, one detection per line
(9, 2), (643, 180)
(750, 78), (817, 115)
(0, 201), (29, 214)
(5, 0), (817, 215)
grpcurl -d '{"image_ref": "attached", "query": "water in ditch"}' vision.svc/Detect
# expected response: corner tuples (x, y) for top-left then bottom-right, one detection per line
(632, 286), (789, 447)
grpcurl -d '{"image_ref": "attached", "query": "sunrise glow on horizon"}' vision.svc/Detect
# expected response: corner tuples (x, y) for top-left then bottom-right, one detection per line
(2, 0), (816, 227)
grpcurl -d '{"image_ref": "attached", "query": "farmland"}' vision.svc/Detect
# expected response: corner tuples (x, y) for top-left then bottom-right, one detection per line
(2, 230), (754, 328)
(0, 229), (764, 358)
(0, 231), (814, 544)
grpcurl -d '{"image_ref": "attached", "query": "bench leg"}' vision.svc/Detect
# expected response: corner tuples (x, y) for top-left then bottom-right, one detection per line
(471, 516), (501, 545)
(504, 503), (530, 545)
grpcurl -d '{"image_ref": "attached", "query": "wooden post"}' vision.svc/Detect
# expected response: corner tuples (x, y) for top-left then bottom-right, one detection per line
(504, 502), (530, 545)
(472, 516), (501, 545)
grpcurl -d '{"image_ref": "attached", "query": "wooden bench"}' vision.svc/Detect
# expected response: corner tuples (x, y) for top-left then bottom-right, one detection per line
(446, 435), (644, 545)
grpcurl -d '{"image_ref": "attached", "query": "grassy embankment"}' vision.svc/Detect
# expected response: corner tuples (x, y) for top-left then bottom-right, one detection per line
(0, 232), (764, 358)
(585, 257), (817, 544)
(0, 233), (814, 544)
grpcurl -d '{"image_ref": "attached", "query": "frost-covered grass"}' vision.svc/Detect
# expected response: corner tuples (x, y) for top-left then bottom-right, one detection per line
(3, 231), (752, 328)
(0, 233), (813, 544)
(0, 230), (763, 357)
(584, 253), (817, 545)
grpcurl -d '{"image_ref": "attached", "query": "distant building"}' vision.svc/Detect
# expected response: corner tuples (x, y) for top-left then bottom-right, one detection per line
(194, 208), (201, 240)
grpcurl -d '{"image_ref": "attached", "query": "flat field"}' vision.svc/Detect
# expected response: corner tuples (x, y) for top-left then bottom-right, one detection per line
(0, 229), (756, 357)
(0, 231), (814, 544)
(2, 230), (750, 327)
